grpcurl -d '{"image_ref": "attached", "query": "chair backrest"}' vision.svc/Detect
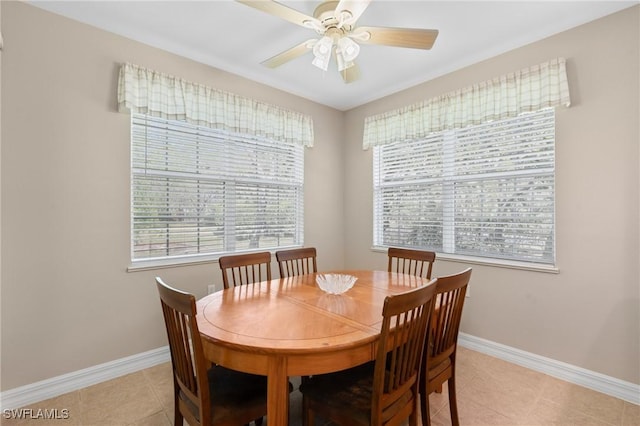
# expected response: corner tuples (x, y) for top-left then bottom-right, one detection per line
(155, 277), (210, 426)
(275, 247), (317, 277)
(371, 279), (437, 425)
(428, 268), (472, 368)
(218, 251), (272, 289)
(387, 247), (436, 279)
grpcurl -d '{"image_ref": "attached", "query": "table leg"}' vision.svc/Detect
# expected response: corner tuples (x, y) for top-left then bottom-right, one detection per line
(267, 356), (289, 426)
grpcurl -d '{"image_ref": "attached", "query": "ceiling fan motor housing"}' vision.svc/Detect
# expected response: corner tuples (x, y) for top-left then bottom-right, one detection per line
(313, 0), (354, 34)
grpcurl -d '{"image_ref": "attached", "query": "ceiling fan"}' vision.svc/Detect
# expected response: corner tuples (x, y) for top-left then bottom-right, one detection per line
(237, 0), (439, 83)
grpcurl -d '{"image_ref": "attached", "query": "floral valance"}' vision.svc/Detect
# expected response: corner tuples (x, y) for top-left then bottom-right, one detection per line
(363, 57), (571, 149)
(117, 63), (314, 147)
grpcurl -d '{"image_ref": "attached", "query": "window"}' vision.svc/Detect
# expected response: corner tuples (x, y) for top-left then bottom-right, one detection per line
(131, 114), (304, 263)
(373, 108), (555, 265)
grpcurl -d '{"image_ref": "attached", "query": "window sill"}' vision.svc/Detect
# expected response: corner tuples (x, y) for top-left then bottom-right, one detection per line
(127, 255), (220, 272)
(127, 246), (304, 272)
(371, 246), (559, 274)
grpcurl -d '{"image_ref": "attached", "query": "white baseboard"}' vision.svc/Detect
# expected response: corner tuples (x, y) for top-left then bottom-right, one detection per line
(0, 346), (170, 410)
(2, 336), (638, 410)
(458, 332), (640, 405)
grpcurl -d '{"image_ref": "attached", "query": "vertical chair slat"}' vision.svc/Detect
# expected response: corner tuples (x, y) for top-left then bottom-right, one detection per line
(387, 247), (436, 280)
(219, 251), (272, 289)
(276, 247), (317, 278)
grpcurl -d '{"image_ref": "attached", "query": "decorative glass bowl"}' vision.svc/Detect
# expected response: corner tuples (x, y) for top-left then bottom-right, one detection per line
(316, 274), (357, 294)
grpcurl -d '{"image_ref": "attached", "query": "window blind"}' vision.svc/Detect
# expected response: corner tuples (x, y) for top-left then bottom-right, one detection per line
(131, 114), (304, 262)
(373, 108), (555, 264)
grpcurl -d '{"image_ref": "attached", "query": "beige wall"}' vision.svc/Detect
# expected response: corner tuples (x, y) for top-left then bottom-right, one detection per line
(1, 1), (638, 392)
(0, 2), (345, 390)
(344, 6), (639, 384)
(0, 1), (3, 376)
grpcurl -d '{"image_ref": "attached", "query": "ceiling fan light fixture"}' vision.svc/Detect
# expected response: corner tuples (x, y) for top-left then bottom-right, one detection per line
(312, 35), (333, 71)
(336, 51), (355, 71)
(337, 36), (360, 62)
(312, 55), (331, 71)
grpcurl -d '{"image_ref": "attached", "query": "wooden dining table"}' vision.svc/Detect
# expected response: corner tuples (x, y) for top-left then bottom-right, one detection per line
(196, 269), (432, 425)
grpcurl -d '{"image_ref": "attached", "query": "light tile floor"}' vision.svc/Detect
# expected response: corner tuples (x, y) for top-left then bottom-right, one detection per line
(2, 347), (638, 425)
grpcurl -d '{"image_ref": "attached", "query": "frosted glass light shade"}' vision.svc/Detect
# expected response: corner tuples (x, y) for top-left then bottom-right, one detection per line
(312, 36), (333, 71)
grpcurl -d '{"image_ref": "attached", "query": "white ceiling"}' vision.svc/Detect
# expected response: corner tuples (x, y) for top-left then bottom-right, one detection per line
(30, 0), (636, 111)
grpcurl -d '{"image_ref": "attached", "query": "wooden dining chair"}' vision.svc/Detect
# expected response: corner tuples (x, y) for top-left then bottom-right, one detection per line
(275, 247), (317, 277)
(420, 268), (472, 426)
(218, 251), (272, 289)
(301, 279), (438, 426)
(155, 277), (269, 426)
(388, 247), (436, 280)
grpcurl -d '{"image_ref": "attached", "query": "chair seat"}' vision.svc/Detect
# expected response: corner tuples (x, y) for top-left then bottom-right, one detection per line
(302, 363), (413, 426)
(179, 366), (268, 423)
(209, 365), (268, 400)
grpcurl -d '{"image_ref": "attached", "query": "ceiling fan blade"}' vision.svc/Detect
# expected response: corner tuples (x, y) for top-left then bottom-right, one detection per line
(353, 26), (439, 49)
(236, 0), (320, 28)
(335, 0), (371, 25)
(340, 62), (360, 84)
(261, 40), (314, 68)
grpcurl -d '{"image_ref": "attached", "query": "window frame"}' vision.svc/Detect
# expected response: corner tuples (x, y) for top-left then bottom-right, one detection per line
(128, 113), (305, 271)
(372, 108), (558, 272)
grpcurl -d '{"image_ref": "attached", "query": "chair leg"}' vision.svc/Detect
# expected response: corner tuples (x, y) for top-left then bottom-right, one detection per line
(419, 379), (428, 426)
(410, 397), (422, 426)
(409, 404), (418, 426)
(173, 398), (183, 426)
(302, 396), (314, 426)
(448, 377), (459, 426)
(435, 384), (443, 393)
(424, 391), (432, 426)
(174, 410), (183, 426)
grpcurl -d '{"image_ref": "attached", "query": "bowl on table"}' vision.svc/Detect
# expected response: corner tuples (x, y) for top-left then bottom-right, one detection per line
(316, 274), (357, 294)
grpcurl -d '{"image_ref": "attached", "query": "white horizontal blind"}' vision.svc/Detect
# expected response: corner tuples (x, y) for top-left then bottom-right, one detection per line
(131, 114), (304, 261)
(374, 108), (555, 265)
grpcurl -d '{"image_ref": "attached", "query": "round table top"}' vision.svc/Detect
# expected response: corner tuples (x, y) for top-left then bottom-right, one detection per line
(196, 270), (429, 355)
